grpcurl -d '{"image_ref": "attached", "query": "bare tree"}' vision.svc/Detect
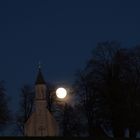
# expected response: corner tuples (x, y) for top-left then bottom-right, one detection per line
(124, 45), (140, 137)
(74, 41), (129, 137)
(16, 85), (34, 135)
(46, 82), (57, 112)
(0, 80), (11, 134)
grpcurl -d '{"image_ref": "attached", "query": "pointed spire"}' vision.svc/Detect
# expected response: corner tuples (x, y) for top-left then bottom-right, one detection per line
(38, 61), (41, 69)
(35, 62), (46, 85)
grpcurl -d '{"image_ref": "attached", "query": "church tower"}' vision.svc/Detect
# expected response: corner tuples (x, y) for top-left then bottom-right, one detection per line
(35, 68), (47, 114)
(24, 68), (59, 136)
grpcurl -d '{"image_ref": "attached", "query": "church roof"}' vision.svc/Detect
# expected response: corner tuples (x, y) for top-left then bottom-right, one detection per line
(35, 68), (46, 85)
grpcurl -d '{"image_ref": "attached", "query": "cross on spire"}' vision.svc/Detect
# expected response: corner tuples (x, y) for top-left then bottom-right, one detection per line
(35, 62), (46, 85)
(38, 61), (41, 69)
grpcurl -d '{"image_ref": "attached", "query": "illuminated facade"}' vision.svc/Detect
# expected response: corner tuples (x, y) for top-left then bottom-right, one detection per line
(24, 68), (59, 136)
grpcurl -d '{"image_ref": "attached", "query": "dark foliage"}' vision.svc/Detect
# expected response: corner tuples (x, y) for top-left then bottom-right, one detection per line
(74, 41), (140, 138)
(0, 81), (11, 133)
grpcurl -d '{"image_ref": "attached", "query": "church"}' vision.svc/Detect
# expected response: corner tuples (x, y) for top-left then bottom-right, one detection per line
(24, 68), (59, 136)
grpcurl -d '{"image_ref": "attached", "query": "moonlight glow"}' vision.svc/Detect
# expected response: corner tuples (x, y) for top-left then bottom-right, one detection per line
(56, 87), (67, 99)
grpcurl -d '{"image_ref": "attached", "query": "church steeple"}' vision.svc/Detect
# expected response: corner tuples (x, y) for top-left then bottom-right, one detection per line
(25, 64), (59, 136)
(35, 65), (46, 100)
(35, 66), (46, 85)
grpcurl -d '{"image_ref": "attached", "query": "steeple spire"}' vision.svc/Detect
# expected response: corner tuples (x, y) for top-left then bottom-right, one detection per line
(38, 61), (41, 69)
(35, 63), (46, 85)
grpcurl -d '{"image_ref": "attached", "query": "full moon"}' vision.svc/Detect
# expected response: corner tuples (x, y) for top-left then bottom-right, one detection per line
(56, 87), (67, 99)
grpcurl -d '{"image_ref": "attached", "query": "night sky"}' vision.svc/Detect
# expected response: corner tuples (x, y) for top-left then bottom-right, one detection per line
(0, 0), (140, 113)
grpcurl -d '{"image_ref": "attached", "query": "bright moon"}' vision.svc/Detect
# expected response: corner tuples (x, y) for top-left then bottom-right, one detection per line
(56, 87), (67, 99)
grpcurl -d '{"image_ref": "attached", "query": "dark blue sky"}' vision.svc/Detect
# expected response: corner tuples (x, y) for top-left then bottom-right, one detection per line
(0, 0), (140, 111)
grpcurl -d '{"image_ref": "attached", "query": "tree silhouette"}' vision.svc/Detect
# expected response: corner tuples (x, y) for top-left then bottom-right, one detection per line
(15, 85), (34, 135)
(56, 102), (84, 136)
(46, 82), (57, 112)
(74, 41), (130, 137)
(0, 80), (11, 134)
(124, 45), (140, 137)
